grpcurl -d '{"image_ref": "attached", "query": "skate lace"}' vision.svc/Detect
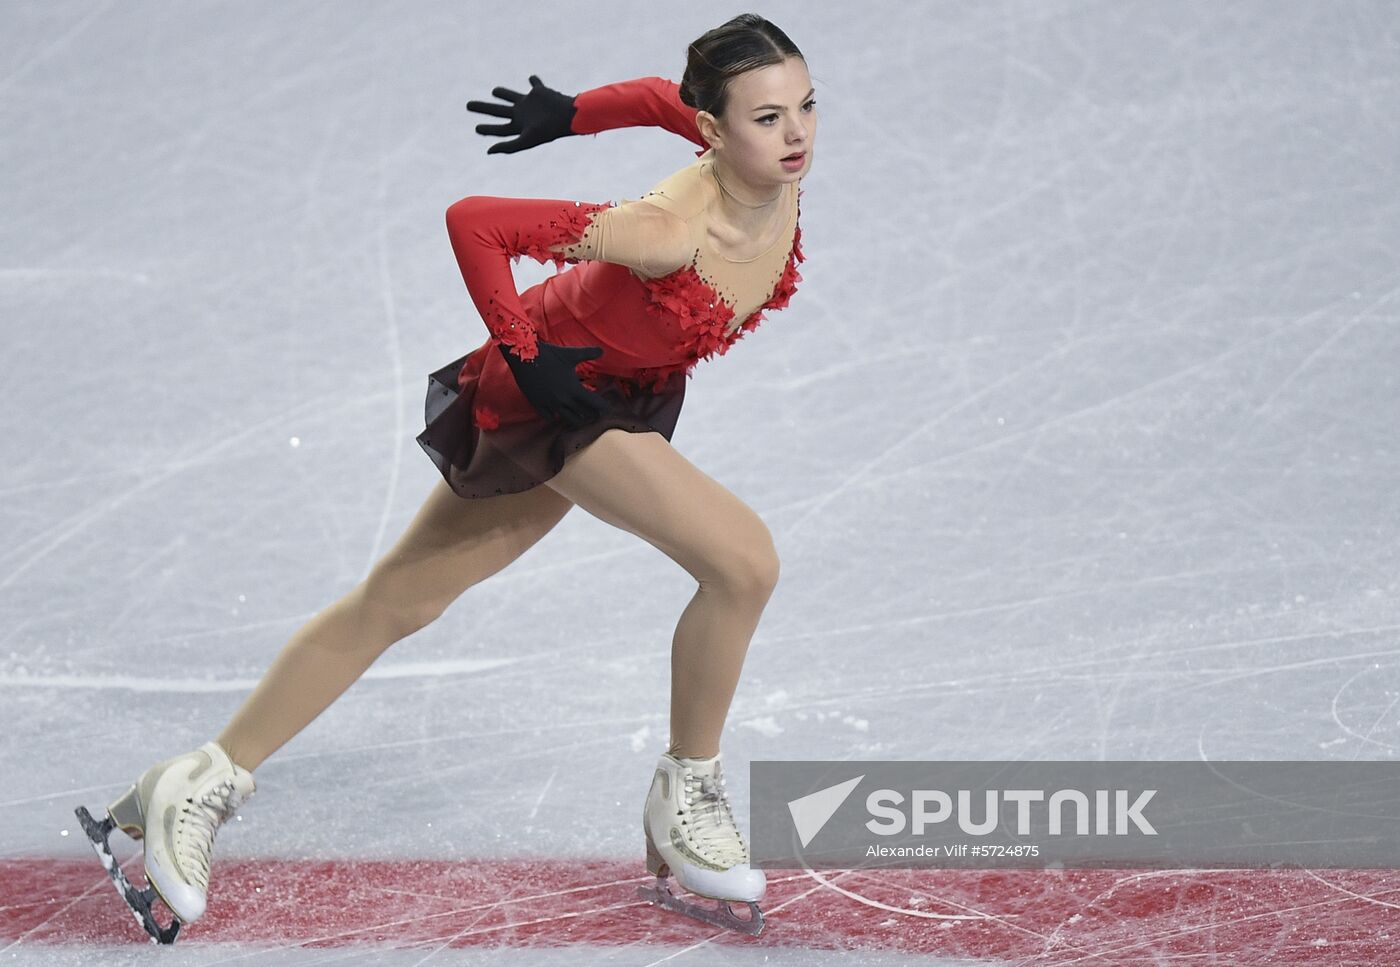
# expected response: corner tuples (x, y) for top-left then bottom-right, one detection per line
(681, 772), (749, 867)
(176, 778), (246, 889)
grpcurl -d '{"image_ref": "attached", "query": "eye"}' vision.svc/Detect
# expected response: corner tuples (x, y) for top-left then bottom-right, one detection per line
(758, 99), (816, 125)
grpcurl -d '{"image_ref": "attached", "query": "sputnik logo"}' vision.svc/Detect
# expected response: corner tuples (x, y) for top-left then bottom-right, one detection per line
(786, 775), (864, 847)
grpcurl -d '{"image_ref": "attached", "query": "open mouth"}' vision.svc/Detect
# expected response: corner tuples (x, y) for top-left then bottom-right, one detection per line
(781, 152), (805, 162)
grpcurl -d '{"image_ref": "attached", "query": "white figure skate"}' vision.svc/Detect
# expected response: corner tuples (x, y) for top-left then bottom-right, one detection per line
(638, 751), (766, 935)
(74, 740), (255, 944)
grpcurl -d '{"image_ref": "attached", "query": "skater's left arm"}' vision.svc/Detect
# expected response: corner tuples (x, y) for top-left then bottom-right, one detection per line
(571, 76), (708, 153)
(467, 75), (707, 156)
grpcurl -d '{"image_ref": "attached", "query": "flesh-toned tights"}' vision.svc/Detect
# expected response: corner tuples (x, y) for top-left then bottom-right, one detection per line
(216, 428), (778, 772)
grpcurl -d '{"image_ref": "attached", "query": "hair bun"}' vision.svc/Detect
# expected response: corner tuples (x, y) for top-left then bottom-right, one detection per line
(681, 15), (803, 119)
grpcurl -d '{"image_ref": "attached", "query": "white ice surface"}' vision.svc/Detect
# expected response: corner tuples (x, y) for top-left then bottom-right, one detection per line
(3, 0), (1399, 964)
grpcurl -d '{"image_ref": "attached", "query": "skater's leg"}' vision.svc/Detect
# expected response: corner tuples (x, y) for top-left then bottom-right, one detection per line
(217, 477), (574, 770)
(79, 477), (574, 936)
(543, 429), (779, 759)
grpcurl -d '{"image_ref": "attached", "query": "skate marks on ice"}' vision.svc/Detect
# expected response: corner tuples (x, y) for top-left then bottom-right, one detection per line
(0, 655), (525, 694)
(4, 857), (1400, 963)
(636, 873), (764, 937)
(4, 0), (1400, 963)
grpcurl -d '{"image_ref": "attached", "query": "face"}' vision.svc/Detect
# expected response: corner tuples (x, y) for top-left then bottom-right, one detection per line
(696, 56), (816, 187)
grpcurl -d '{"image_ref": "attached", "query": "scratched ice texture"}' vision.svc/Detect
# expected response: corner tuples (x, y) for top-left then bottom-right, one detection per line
(2, 0), (1398, 964)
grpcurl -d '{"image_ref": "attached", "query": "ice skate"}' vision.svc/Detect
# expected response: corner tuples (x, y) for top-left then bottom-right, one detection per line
(73, 740), (255, 944)
(637, 751), (766, 936)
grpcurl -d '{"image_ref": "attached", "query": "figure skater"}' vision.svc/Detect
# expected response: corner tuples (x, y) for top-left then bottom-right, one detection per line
(76, 12), (814, 941)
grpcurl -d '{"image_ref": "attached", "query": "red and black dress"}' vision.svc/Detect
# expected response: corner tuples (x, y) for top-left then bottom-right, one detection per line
(418, 76), (806, 498)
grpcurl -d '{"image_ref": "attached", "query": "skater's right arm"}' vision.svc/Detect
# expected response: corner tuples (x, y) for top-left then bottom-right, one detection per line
(541, 199), (692, 277)
(445, 194), (689, 426)
(444, 195), (690, 361)
(467, 75), (707, 156)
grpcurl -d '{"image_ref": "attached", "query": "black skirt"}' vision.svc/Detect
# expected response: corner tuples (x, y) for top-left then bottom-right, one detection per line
(415, 352), (686, 499)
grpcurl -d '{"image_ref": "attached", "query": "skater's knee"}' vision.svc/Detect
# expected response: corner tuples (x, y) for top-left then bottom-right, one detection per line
(732, 544), (781, 599)
(701, 529), (780, 600)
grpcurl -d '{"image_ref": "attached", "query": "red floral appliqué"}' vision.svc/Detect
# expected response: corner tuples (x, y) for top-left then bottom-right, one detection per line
(473, 403), (501, 430)
(574, 356), (604, 393)
(633, 192), (805, 394)
(512, 200), (615, 272)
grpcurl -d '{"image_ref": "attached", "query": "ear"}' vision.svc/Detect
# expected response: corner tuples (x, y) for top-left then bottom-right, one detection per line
(694, 110), (722, 149)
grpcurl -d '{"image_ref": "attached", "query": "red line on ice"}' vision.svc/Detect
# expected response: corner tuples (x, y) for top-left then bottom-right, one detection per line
(4, 857), (1398, 962)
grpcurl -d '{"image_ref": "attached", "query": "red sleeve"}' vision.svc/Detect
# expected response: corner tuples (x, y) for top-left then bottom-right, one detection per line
(444, 195), (613, 362)
(570, 76), (709, 156)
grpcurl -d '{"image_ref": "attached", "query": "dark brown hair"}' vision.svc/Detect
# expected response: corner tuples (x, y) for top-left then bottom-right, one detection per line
(678, 14), (805, 119)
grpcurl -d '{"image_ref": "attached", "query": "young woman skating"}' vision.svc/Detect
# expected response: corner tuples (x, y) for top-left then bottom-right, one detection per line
(77, 13), (814, 941)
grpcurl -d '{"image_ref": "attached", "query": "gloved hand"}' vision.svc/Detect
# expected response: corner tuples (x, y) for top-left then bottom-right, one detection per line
(497, 339), (607, 428)
(466, 75), (578, 155)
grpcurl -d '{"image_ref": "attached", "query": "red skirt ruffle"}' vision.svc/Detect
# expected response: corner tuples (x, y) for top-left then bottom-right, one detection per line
(415, 351), (686, 499)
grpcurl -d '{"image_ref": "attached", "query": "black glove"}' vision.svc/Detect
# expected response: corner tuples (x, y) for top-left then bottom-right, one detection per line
(466, 75), (578, 155)
(497, 339), (607, 428)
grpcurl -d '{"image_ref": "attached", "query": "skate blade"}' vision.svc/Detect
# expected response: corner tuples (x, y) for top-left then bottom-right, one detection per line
(73, 805), (181, 945)
(637, 874), (764, 937)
